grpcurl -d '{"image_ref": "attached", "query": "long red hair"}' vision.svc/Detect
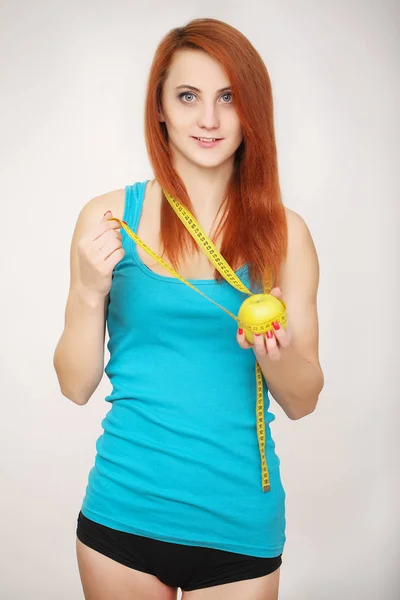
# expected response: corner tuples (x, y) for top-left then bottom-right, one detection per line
(144, 18), (287, 291)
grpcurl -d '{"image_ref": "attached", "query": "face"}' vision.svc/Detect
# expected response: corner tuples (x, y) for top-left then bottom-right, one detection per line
(159, 49), (243, 169)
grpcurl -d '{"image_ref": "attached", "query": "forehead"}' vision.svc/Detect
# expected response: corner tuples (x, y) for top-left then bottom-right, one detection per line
(166, 49), (230, 88)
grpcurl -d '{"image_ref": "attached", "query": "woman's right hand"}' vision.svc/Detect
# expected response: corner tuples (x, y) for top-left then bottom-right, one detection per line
(77, 210), (125, 298)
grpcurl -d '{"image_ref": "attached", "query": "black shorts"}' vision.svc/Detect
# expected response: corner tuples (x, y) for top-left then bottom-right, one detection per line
(76, 511), (282, 592)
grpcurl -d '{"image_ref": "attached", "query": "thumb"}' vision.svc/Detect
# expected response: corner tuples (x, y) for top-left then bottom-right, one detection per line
(269, 286), (282, 298)
(102, 209), (122, 230)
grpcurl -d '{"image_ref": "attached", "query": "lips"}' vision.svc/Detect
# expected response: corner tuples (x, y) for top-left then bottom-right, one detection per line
(191, 137), (223, 149)
(191, 136), (223, 141)
(192, 137), (222, 148)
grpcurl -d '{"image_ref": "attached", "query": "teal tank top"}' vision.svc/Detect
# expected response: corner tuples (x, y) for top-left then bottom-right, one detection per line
(80, 180), (286, 557)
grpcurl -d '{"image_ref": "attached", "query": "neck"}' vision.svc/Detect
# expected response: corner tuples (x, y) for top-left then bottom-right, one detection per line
(170, 155), (235, 218)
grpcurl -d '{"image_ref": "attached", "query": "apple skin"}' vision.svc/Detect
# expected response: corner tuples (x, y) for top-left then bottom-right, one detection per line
(237, 294), (287, 344)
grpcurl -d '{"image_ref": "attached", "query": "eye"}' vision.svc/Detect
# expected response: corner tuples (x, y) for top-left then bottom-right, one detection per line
(178, 92), (196, 103)
(221, 92), (233, 103)
(178, 91), (233, 104)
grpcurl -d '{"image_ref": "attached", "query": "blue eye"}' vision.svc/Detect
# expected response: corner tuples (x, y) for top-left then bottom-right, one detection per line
(179, 92), (196, 102)
(178, 92), (232, 103)
(221, 93), (233, 103)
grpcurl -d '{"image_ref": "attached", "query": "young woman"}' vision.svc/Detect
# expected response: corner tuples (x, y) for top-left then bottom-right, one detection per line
(54, 17), (324, 600)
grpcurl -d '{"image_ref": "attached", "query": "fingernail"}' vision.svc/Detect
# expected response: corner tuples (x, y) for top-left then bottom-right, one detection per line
(122, 221), (127, 225)
(272, 322), (280, 330)
(266, 330), (274, 338)
(255, 333), (261, 336)
(103, 210), (110, 216)
(238, 328), (243, 335)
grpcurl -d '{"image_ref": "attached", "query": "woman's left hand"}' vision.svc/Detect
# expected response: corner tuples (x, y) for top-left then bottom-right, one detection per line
(236, 287), (293, 361)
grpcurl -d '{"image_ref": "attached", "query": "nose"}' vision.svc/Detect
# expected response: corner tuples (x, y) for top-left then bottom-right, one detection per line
(197, 101), (220, 130)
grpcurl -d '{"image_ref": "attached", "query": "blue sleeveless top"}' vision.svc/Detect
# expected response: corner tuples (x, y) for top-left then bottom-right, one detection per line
(80, 181), (286, 557)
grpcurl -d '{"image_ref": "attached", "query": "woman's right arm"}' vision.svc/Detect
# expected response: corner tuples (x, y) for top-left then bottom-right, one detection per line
(53, 197), (124, 406)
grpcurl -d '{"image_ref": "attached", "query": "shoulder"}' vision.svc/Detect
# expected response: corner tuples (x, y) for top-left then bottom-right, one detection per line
(279, 206), (320, 293)
(284, 206), (309, 235)
(278, 208), (322, 373)
(69, 188), (126, 250)
(284, 206), (318, 257)
(80, 187), (126, 222)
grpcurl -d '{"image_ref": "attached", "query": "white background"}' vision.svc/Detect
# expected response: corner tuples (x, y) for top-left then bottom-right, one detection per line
(1, 1), (399, 598)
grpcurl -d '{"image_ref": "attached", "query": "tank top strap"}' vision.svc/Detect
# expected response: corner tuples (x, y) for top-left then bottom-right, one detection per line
(123, 181), (148, 234)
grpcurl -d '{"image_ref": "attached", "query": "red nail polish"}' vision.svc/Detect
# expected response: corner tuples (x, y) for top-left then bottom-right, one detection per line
(273, 322), (280, 330)
(255, 333), (261, 336)
(122, 221), (127, 225)
(238, 328), (243, 335)
(266, 330), (274, 339)
(103, 211), (110, 217)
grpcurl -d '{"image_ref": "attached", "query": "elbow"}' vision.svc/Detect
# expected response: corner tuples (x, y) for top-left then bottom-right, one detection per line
(288, 406), (316, 420)
(288, 394), (321, 420)
(54, 371), (91, 406)
(53, 356), (92, 406)
(56, 377), (90, 405)
(56, 377), (96, 406)
(60, 387), (90, 406)
(290, 370), (324, 420)
(286, 386), (323, 421)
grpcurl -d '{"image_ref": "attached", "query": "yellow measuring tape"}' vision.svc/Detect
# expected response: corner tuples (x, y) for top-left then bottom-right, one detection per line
(109, 189), (285, 492)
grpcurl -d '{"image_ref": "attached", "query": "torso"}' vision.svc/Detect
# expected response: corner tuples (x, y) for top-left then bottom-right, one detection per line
(103, 179), (229, 280)
(99, 178), (293, 282)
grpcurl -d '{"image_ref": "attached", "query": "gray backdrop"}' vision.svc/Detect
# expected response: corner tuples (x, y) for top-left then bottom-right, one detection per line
(1, 0), (398, 598)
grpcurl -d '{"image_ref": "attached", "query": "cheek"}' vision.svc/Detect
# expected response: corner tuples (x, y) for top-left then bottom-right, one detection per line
(234, 116), (243, 136)
(230, 122), (243, 146)
(227, 111), (242, 135)
(165, 107), (193, 131)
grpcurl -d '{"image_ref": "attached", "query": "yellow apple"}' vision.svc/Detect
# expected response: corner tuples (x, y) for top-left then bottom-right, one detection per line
(237, 294), (287, 344)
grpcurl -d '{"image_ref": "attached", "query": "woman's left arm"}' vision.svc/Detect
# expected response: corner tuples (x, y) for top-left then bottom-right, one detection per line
(237, 209), (324, 420)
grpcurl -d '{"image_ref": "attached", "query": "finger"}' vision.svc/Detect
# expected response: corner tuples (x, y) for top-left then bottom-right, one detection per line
(268, 286), (282, 298)
(252, 333), (268, 357)
(271, 321), (291, 349)
(99, 237), (123, 261)
(106, 229), (123, 242)
(91, 212), (122, 241)
(101, 210), (121, 227)
(264, 329), (281, 361)
(96, 228), (122, 251)
(236, 328), (253, 350)
(102, 212), (124, 229)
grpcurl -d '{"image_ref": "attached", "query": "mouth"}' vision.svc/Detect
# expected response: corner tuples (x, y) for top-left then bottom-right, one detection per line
(191, 136), (224, 148)
(191, 136), (223, 141)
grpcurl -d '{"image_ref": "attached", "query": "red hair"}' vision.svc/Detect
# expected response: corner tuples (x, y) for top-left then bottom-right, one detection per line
(144, 18), (288, 291)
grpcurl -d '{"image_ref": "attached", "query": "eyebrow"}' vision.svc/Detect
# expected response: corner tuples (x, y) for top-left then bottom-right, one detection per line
(176, 85), (231, 93)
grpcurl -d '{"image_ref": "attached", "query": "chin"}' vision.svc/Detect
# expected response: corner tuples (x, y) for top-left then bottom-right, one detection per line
(189, 146), (238, 165)
(190, 156), (232, 170)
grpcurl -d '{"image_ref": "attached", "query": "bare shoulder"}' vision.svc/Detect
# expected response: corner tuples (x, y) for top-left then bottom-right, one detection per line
(80, 187), (126, 222)
(69, 187), (126, 289)
(284, 205), (307, 231)
(283, 206), (317, 253)
(279, 208), (322, 374)
(279, 205), (320, 299)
